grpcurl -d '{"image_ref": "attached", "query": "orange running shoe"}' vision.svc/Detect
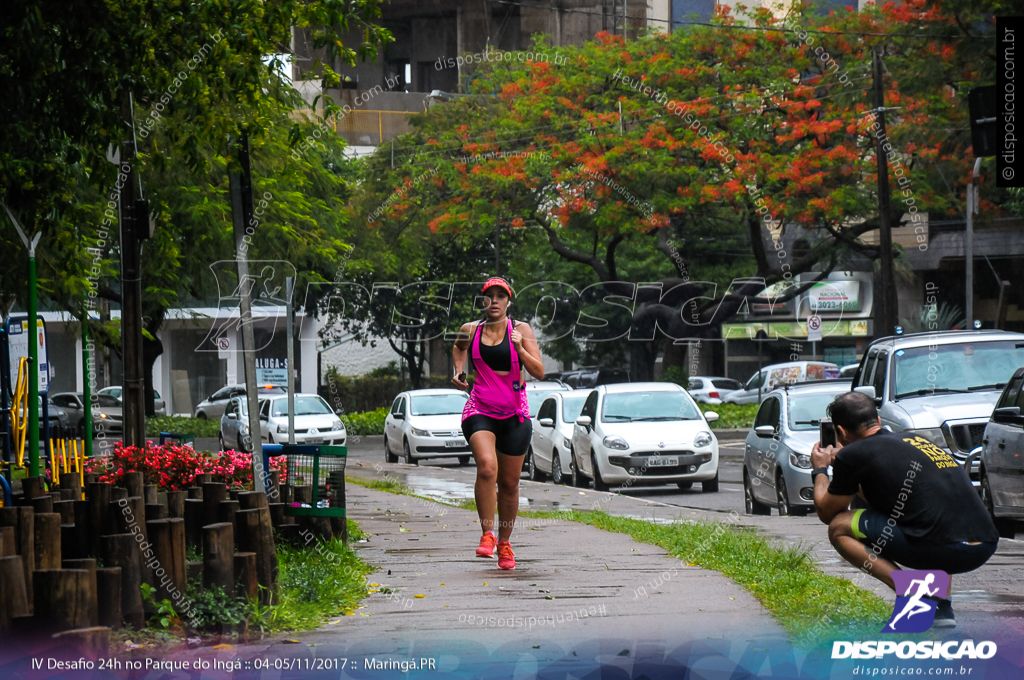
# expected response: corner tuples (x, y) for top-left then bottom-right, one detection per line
(476, 532), (497, 558)
(497, 541), (516, 570)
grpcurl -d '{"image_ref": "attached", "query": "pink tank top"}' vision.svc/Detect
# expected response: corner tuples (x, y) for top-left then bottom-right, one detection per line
(462, 318), (530, 423)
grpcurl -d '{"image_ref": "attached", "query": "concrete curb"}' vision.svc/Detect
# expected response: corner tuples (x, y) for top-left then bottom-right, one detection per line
(711, 428), (748, 441)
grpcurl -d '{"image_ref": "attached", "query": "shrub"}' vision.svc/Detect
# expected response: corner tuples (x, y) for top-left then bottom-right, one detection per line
(699, 403), (758, 429)
(146, 416), (220, 438)
(84, 442), (287, 490)
(340, 407), (388, 436)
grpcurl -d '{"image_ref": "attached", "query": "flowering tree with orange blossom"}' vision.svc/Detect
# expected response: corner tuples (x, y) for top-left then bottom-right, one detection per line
(348, 0), (1005, 379)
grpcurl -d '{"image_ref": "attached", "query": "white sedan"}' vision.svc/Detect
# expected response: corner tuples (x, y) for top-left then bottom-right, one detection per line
(258, 394), (346, 446)
(528, 391), (590, 485)
(570, 382), (720, 492)
(384, 389), (471, 465)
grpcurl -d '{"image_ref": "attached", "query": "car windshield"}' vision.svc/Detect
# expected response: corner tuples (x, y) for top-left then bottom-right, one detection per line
(527, 390), (561, 416)
(893, 341), (1024, 399)
(272, 396), (333, 417)
(601, 392), (701, 422)
(789, 388), (851, 430)
(561, 395), (588, 423)
(409, 393), (468, 416)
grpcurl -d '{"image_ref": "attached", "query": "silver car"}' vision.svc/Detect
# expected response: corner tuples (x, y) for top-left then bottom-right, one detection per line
(219, 396), (255, 452)
(976, 366), (1024, 538)
(195, 383), (285, 419)
(97, 386), (167, 416)
(743, 380), (853, 516)
(852, 329), (1024, 485)
(528, 390), (589, 485)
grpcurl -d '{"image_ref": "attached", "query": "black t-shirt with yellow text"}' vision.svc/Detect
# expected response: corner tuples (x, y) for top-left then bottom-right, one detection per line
(828, 430), (998, 545)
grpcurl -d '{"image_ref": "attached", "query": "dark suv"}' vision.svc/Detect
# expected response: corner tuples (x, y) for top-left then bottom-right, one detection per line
(560, 367), (630, 389)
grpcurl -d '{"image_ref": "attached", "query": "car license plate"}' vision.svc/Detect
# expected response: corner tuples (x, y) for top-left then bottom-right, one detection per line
(647, 456), (678, 467)
(445, 439), (466, 448)
(306, 437), (323, 444)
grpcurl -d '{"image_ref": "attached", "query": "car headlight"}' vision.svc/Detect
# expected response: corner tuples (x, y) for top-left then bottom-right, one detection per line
(331, 421), (344, 431)
(790, 452), (812, 469)
(602, 435), (629, 450)
(906, 428), (946, 448)
(277, 423), (288, 433)
(694, 431), (713, 448)
(411, 427), (430, 437)
(563, 437), (572, 449)
(99, 413), (108, 419)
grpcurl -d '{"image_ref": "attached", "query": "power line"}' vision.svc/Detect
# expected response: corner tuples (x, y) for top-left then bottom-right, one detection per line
(483, 0), (988, 40)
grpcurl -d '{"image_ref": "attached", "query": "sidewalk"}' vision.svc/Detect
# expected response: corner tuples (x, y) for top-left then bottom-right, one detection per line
(172, 481), (785, 669)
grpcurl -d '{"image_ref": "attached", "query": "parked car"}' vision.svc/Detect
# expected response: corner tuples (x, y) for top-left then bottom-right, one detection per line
(742, 380), (853, 516)
(384, 389), (471, 465)
(525, 380), (572, 417)
(570, 382), (720, 492)
(528, 390), (590, 484)
(975, 365), (1024, 537)
(687, 376), (743, 404)
(724, 361), (841, 404)
(219, 396), (255, 452)
(560, 367), (630, 389)
(851, 329), (1024, 486)
(194, 383), (285, 420)
(39, 396), (71, 438)
(257, 394), (346, 447)
(97, 386), (167, 416)
(49, 392), (123, 435)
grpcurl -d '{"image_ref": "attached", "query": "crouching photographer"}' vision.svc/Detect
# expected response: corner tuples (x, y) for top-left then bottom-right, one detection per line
(811, 392), (999, 627)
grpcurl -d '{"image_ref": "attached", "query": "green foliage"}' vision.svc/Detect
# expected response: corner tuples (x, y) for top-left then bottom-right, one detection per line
(658, 366), (689, 388)
(183, 579), (248, 631)
(521, 509), (891, 647)
(340, 408), (389, 436)
(367, 361), (401, 378)
(348, 475), (412, 495)
(146, 416), (220, 438)
(140, 583), (180, 630)
(269, 535), (375, 630)
(700, 403), (758, 430)
(320, 369), (451, 414)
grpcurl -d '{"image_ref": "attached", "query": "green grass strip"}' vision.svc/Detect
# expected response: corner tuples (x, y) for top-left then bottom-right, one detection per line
(520, 509), (891, 646)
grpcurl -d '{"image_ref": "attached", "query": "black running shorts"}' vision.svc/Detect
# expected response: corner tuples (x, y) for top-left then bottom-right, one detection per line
(461, 414), (533, 456)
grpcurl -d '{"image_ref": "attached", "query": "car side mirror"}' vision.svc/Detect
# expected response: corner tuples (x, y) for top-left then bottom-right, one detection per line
(259, 414), (267, 420)
(227, 413), (237, 420)
(538, 418), (554, 427)
(754, 425), (776, 438)
(853, 385), (876, 400)
(575, 416), (592, 427)
(992, 406), (1023, 424)
(394, 413), (405, 420)
(704, 411), (719, 423)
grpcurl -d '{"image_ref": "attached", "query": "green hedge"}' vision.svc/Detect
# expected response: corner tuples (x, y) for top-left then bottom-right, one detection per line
(339, 407), (388, 436)
(319, 374), (451, 414)
(699, 403), (757, 430)
(145, 415), (221, 438)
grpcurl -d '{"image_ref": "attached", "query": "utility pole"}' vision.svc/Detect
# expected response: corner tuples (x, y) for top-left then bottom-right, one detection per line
(872, 48), (898, 338)
(229, 132), (267, 494)
(965, 157), (983, 325)
(81, 302), (93, 459)
(4, 205), (42, 477)
(286, 276), (296, 445)
(120, 93), (148, 449)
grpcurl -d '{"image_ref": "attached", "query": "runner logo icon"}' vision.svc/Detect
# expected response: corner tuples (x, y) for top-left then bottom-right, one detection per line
(882, 569), (950, 633)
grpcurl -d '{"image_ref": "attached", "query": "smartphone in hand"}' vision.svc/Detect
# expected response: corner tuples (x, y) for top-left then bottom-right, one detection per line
(819, 418), (836, 448)
(457, 372), (466, 382)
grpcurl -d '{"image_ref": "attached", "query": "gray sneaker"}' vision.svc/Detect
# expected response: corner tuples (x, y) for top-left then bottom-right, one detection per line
(931, 598), (956, 629)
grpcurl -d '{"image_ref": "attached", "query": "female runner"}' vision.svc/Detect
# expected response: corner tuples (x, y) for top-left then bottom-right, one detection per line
(452, 277), (545, 569)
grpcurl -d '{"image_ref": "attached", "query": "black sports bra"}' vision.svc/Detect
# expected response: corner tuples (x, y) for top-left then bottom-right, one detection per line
(476, 321), (512, 372)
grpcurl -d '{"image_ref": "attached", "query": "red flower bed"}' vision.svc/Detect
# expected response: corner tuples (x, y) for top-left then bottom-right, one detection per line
(85, 442), (287, 491)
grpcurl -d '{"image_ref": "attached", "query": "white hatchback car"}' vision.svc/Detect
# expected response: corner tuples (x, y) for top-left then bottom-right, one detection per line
(384, 389), (471, 465)
(570, 383), (720, 492)
(687, 376), (743, 404)
(528, 391), (590, 485)
(258, 393), (346, 446)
